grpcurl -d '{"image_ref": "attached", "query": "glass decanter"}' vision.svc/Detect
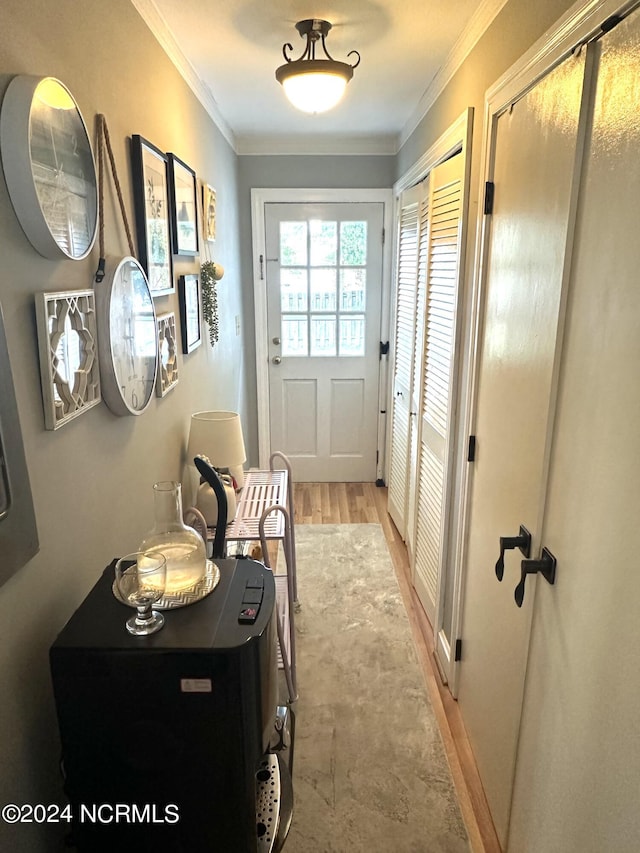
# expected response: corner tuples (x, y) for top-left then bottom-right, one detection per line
(138, 481), (206, 594)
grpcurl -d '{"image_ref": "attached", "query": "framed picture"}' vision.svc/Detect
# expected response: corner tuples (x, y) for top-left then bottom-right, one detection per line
(34, 290), (101, 429)
(167, 154), (198, 256)
(202, 183), (217, 242)
(131, 135), (173, 296)
(178, 274), (202, 354)
(156, 312), (179, 397)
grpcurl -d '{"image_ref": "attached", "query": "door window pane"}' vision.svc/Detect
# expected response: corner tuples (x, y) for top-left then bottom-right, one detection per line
(310, 220), (337, 266)
(310, 315), (336, 356)
(340, 221), (367, 265)
(282, 315), (308, 356)
(339, 316), (365, 356)
(277, 216), (369, 359)
(310, 268), (337, 311)
(340, 268), (366, 311)
(280, 269), (308, 311)
(280, 222), (307, 266)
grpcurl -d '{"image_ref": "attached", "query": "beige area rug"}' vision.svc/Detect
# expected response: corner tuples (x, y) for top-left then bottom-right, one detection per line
(285, 524), (469, 853)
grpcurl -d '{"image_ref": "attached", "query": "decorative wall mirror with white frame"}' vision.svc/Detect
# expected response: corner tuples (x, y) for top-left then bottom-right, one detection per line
(0, 76), (98, 260)
(156, 311), (179, 397)
(35, 290), (101, 430)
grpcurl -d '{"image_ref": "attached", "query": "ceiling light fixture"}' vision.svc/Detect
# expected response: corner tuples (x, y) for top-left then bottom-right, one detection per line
(275, 19), (360, 114)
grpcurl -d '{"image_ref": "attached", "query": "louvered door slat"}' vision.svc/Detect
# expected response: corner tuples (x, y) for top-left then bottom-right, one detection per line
(415, 443), (444, 607)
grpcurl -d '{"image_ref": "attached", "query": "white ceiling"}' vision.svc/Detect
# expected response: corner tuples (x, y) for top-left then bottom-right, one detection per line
(132, 0), (506, 154)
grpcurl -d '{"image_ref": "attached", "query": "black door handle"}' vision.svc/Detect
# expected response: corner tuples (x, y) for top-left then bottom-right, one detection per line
(514, 547), (557, 607)
(495, 525), (531, 581)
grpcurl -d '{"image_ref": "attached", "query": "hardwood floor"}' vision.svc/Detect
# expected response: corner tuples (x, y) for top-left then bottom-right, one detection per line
(293, 482), (501, 853)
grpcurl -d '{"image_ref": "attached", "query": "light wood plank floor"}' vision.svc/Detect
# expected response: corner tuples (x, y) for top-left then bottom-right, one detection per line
(293, 482), (501, 853)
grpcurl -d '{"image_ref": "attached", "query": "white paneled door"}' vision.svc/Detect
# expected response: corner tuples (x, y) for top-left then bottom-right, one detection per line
(508, 10), (640, 848)
(457, 52), (588, 847)
(265, 203), (384, 481)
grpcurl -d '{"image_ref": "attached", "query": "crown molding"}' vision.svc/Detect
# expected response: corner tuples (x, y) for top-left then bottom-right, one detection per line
(130, 0), (236, 150)
(398, 0), (510, 150)
(235, 133), (398, 156)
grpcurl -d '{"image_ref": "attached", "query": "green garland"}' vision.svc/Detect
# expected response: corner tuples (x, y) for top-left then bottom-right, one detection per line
(200, 261), (219, 347)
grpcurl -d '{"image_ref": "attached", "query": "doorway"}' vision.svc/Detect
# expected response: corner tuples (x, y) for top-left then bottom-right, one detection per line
(252, 189), (393, 480)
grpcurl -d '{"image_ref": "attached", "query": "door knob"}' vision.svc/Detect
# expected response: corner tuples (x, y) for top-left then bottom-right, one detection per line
(272, 356), (282, 365)
(272, 337), (281, 345)
(495, 525), (531, 581)
(514, 547), (557, 608)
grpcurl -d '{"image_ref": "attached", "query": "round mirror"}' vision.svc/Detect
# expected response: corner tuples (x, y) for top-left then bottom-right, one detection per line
(0, 75), (98, 260)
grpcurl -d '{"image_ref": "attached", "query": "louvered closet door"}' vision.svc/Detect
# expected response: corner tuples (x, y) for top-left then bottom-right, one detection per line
(405, 183), (431, 558)
(413, 154), (463, 621)
(387, 184), (422, 535)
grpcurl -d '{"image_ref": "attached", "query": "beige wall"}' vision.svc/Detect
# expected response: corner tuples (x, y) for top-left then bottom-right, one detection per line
(0, 2), (245, 849)
(397, 0), (577, 179)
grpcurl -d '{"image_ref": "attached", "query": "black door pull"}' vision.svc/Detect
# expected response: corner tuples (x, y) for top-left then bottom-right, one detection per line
(495, 526), (531, 581)
(514, 547), (557, 607)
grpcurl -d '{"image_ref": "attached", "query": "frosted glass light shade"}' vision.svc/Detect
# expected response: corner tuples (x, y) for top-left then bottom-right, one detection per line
(276, 20), (359, 115)
(187, 411), (246, 470)
(282, 70), (348, 113)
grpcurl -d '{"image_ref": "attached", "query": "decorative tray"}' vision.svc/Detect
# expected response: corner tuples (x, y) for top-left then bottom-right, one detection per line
(112, 559), (220, 610)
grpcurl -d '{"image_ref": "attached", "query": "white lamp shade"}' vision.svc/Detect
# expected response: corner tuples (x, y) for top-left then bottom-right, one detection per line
(188, 411), (246, 470)
(282, 70), (348, 113)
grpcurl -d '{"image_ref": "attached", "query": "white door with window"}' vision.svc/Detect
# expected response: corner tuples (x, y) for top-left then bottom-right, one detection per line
(263, 202), (384, 481)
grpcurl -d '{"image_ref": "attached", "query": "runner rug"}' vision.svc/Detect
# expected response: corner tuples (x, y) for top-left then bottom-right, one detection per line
(285, 523), (469, 852)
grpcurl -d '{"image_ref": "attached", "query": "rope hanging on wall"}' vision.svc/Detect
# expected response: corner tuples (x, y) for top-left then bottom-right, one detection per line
(94, 113), (136, 282)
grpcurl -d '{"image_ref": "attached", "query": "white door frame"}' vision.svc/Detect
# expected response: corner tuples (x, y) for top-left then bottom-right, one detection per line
(453, 0), (639, 701)
(251, 188), (394, 471)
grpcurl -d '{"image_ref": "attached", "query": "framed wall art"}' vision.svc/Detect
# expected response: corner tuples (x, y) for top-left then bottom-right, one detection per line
(35, 290), (101, 429)
(202, 183), (217, 242)
(156, 312), (179, 397)
(167, 154), (198, 256)
(178, 274), (202, 354)
(131, 135), (173, 296)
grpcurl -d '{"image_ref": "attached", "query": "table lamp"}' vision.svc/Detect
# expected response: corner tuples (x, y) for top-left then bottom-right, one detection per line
(187, 412), (247, 526)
